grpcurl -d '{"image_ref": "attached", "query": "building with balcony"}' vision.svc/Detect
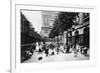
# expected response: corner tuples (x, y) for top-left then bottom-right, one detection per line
(56, 12), (90, 48)
(67, 12), (90, 48)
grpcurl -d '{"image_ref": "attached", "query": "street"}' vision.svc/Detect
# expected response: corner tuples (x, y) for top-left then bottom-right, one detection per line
(24, 52), (89, 63)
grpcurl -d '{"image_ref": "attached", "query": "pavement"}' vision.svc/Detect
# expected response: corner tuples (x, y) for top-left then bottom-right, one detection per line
(24, 51), (89, 63)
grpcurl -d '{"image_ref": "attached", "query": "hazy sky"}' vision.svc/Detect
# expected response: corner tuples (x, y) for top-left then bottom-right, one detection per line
(22, 10), (43, 33)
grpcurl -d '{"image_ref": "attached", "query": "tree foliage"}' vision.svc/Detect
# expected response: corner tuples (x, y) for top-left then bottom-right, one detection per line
(21, 12), (42, 44)
(49, 12), (78, 38)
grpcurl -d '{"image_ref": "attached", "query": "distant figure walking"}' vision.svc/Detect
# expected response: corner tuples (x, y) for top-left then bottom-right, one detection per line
(36, 42), (39, 52)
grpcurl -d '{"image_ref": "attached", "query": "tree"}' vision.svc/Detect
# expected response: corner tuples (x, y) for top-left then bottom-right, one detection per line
(21, 12), (42, 44)
(49, 12), (78, 45)
(49, 12), (78, 38)
(58, 12), (78, 31)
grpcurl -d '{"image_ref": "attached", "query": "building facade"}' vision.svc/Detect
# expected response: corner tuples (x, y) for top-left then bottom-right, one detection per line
(56, 12), (90, 48)
(67, 12), (90, 47)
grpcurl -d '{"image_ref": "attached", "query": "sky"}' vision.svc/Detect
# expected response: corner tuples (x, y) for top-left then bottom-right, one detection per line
(21, 10), (43, 34)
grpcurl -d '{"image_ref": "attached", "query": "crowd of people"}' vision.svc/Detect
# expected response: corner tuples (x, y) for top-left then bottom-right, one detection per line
(21, 41), (90, 62)
(34, 42), (90, 58)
